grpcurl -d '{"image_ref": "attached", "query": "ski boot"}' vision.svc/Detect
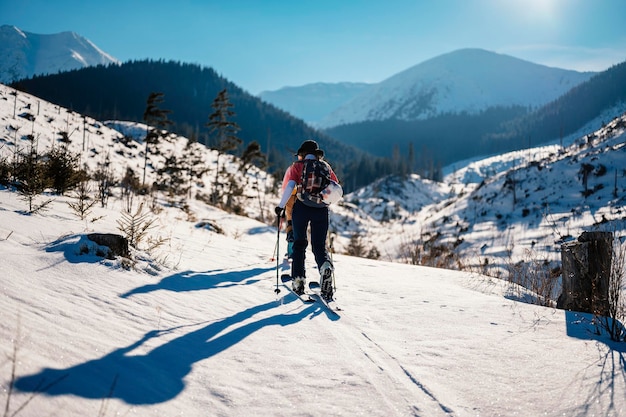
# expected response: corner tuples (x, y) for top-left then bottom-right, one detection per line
(319, 261), (334, 301)
(292, 276), (306, 295)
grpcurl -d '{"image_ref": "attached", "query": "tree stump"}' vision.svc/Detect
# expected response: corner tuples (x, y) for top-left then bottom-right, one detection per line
(557, 231), (612, 315)
(87, 233), (129, 259)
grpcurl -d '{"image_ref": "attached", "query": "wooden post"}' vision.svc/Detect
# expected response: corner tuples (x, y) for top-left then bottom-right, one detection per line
(557, 231), (612, 315)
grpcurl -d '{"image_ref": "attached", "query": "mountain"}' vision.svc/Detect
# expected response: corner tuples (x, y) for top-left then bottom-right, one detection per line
(0, 25), (119, 83)
(258, 82), (372, 126)
(324, 59), (626, 177)
(494, 60), (626, 146)
(1, 83), (625, 416)
(0, 25), (119, 84)
(319, 48), (595, 128)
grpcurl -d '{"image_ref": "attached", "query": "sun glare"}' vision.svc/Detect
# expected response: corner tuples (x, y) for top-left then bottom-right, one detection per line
(492, 0), (569, 24)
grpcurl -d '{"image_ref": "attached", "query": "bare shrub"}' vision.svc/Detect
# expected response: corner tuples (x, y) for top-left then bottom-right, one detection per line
(399, 231), (462, 269)
(116, 202), (156, 249)
(506, 248), (560, 306)
(67, 180), (98, 220)
(597, 235), (626, 342)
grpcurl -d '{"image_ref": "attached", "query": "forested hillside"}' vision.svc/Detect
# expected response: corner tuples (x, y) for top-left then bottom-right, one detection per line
(494, 60), (626, 145)
(327, 105), (528, 179)
(10, 60), (399, 191)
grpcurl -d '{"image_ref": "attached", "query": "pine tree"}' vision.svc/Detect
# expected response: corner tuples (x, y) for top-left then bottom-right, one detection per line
(67, 179), (98, 220)
(239, 141), (265, 172)
(93, 152), (114, 208)
(142, 92), (171, 186)
(15, 138), (51, 213)
(239, 141), (267, 221)
(45, 146), (84, 195)
(407, 142), (415, 173)
(206, 89), (241, 205)
(181, 135), (207, 200)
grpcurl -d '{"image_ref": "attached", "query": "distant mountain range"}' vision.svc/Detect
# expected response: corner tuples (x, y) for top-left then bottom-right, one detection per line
(261, 49), (596, 128)
(0, 24), (119, 84)
(259, 82), (371, 126)
(4, 25), (625, 185)
(324, 59), (626, 175)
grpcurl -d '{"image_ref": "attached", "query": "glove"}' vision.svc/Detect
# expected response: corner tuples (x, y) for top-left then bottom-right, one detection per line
(274, 206), (284, 217)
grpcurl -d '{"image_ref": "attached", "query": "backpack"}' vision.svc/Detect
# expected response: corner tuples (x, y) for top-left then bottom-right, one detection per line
(296, 159), (332, 208)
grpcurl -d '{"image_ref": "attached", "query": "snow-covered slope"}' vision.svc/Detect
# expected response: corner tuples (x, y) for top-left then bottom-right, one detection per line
(0, 83), (274, 222)
(0, 25), (119, 84)
(333, 110), (626, 277)
(319, 48), (595, 128)
(2, 161), (625, 417)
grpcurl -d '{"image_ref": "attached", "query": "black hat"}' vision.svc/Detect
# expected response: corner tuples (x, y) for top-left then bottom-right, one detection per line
(296, 140), (324, 157)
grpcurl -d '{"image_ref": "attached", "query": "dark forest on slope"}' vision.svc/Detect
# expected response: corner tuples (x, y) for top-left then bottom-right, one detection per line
(10, 60), (403, 191)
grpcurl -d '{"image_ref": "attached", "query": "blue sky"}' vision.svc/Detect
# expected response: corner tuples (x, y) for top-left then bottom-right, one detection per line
(3, 0), (626, 94)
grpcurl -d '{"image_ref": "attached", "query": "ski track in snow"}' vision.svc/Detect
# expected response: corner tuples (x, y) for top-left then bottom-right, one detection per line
(275, 256), (453, 416)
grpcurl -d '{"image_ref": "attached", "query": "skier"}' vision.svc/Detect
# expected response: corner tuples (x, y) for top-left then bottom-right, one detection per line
(275, 140), (339, 299)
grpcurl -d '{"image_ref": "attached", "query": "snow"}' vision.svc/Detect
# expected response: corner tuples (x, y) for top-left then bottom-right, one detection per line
(2, 188), (626, 417)
(1, 84), (626, 416)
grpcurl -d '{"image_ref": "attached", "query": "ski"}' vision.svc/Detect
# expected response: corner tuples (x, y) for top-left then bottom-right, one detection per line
(308, 281), (342, 313)
(280, 274), (315, 303)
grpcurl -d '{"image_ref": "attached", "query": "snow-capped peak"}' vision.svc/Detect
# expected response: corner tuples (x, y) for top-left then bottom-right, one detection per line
(0, 24), (120, 84)
(318, 48), (595, 128)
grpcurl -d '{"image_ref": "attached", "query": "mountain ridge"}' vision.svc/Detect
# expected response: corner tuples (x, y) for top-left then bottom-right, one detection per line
(318, 48), (596, 128)
(0, 24), (119, 83)
(259, 49), (596, 128)
(258, 81), (372, 126)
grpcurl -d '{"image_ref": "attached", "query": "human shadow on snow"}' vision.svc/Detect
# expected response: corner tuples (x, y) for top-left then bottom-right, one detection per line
(120, 266), (274, 298)
(14, 297), (323, 405)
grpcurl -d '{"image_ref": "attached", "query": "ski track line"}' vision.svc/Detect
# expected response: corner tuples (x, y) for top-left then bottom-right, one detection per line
(358, 331), (455, 416)
(325, 312), (456, 417)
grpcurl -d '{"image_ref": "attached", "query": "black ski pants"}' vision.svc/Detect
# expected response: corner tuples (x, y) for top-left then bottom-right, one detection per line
(290, 199), (331, 279)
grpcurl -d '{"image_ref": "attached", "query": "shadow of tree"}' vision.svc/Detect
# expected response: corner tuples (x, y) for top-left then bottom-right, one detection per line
(564, 310), (626, 417)
(15, 298), (321, 405)
(565, 311), (626, 350)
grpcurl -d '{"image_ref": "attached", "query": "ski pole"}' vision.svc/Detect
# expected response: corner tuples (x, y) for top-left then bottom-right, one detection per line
(270, 238), (278, 261)
(275, 215), (281, 294)
(328, 231), (336, 293)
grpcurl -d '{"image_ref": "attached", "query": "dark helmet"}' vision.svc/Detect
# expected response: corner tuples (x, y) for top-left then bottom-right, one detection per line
(296, 140), (324, 157)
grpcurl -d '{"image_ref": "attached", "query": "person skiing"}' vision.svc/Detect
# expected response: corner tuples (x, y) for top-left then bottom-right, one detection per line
(275, 140), (339, 299)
